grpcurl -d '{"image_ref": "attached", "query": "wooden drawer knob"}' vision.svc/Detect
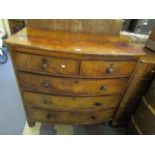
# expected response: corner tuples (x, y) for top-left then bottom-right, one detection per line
(91, 116), (96, 120)
(42, 82), (49, 88)
(100, 86), (108, 91)
(44, 100), (51, 105)
(42, 58), (48, 68)
(106, 67), (114, 74)
(94, 102), (102, 107)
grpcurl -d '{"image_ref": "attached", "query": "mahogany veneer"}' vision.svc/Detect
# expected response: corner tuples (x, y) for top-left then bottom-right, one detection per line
(6, 27), (144, 126)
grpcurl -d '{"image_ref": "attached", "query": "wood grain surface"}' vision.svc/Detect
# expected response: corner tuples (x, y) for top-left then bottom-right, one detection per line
(6, 27), (145, 57)
(26, 19), (123, 35)
(23, 91), (120, 111)
(26, 106), (115, 124)
(19, 72), (129, 96)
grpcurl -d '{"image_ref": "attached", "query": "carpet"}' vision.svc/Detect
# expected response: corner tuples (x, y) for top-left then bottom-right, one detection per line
(0, 48), (25, 135)
(23, 121), (126, 135)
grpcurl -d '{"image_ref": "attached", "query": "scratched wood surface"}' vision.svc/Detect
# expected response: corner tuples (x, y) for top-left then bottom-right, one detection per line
(6, 27), (145, 57)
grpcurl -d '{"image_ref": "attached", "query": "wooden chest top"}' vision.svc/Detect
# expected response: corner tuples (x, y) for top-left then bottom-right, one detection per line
(6, 27), (145, 57)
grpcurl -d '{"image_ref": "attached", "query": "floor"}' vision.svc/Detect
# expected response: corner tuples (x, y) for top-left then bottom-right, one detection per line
(0, 48), (126, 135)
(23, 121), (126, 135)
(0, 48), (25, 134)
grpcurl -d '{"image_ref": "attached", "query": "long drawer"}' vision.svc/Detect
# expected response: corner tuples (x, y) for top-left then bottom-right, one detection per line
(26, 106), (115, 124)
(23, 91), (120, 111)
(19, 72), (129, 96)
(80, 60), (136, 78)
(13, 52), (78, 76)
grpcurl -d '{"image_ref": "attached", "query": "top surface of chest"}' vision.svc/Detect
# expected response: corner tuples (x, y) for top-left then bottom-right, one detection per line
(6, 27), (145, 57)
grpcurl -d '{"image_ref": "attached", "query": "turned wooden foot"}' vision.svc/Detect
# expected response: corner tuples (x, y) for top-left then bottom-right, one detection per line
(27, 120), (35, 127)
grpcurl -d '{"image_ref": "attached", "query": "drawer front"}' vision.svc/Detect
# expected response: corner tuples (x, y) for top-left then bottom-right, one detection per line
(19, 72), (129, 96)
(80, 60), (136, 77)
(26, 106), (115, 124)
(23, 91), (120, 111)
(13, 52), (78, 76)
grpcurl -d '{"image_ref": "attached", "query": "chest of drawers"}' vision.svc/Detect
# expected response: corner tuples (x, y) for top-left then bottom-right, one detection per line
(6, 27), (144, 126)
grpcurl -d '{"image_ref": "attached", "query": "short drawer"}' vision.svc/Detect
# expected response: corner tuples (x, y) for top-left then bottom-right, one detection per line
(80, 60), (136, 78)
(23, 91), (120, 111)
(19, 72), (129, 96)
(13, 52), (78, 76)
(26, 106), (115, 124)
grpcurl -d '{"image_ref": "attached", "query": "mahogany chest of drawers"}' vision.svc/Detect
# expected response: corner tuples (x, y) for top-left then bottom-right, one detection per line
(6, 27), (144, 126)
